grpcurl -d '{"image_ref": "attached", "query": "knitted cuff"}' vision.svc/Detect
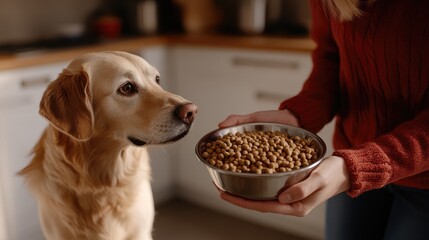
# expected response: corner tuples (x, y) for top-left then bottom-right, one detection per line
(333, 144), (392, 197)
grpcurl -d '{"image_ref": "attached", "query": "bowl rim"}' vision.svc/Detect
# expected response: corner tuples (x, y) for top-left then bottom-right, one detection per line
(195, 122), (327, 177)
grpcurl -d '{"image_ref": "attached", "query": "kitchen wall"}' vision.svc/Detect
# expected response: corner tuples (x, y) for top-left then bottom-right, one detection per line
(0, 0), (312, 46)
(0, 0), (101, 44)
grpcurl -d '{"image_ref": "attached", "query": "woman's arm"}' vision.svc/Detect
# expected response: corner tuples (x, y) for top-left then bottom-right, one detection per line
(334, 107), (429, 197)
(279, 0), (340, 133)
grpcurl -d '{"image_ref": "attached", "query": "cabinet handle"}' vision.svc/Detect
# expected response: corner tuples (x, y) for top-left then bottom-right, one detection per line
(20, 76), (50, 89)
(255, 91), (289, 103)
(232, 57), (299, 70)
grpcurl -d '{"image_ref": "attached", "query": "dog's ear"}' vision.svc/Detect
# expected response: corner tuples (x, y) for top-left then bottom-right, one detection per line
(39, 69), (94, 141)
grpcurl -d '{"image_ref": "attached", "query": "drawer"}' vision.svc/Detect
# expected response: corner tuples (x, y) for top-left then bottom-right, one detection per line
(0, 62), (68, 96)
(170, 46), (312, 106)
(170, 46), (312, 83)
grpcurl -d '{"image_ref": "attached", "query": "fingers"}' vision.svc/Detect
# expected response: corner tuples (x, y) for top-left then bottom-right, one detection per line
(219, 191), (317, 217)
(220, 191), (294, 214)
(278, 171), (324, 204)
(218, 114), (254, 128)
(278, 156), (349, 205)
(218, 111), (275, 128)
(218, 110), (300, 129)
(218, 114), (241, 128)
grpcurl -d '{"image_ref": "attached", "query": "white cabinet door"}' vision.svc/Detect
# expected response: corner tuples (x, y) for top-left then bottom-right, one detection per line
(170, 46), (332, 240)
(0, 62), (67, 240)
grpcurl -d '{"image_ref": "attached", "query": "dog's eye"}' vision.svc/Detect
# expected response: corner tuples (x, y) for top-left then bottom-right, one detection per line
(155, 76), (160, 85)
(118, 82), (138, 96)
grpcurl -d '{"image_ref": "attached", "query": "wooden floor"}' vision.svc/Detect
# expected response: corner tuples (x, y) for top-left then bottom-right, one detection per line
(153, 198), (311, 240)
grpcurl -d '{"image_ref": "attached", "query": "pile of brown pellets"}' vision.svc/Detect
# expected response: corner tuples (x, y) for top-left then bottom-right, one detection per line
(200, 131), (320, 174)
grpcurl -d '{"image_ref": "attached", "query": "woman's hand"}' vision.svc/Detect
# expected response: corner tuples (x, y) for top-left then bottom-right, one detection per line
(218, 109), (300, 128)
(219, 156), (351, 217)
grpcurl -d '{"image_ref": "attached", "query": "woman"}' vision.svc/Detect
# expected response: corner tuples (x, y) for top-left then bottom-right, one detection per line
(217, 0), (429, 239)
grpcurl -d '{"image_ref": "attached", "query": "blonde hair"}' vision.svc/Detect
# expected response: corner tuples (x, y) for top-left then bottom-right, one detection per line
(321, 0), (363, 21)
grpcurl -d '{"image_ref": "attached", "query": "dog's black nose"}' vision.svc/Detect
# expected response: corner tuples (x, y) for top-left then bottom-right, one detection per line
(175, 103), (198, 125)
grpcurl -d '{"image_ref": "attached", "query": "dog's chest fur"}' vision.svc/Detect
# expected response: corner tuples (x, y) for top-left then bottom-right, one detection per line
(21, 127), (154, 240)
(40, 179), (154, 240)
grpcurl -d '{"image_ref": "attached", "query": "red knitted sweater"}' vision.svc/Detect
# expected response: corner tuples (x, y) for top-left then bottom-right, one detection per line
(279, 0), (429, 197)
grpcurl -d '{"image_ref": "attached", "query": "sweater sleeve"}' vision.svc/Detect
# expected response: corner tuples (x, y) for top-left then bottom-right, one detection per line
(279, 0), (340, 133)
(334, 107), (429, 197)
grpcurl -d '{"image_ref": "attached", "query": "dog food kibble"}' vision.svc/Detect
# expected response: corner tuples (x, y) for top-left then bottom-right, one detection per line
(200, 131), (319, 174)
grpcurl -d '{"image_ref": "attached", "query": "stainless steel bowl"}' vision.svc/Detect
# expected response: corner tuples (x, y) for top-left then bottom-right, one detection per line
(195, 123), (327, 200)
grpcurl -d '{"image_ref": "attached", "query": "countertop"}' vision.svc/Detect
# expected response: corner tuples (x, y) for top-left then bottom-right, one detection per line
(0, 35), (315, 71)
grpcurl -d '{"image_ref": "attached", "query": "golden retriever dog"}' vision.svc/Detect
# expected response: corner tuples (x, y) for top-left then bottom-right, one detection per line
(19, 51), (197, 240)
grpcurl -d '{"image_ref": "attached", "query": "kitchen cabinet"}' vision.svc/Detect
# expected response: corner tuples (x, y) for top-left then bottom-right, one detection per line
(170, 46), (334, 240)
(0, 62), (68, 240)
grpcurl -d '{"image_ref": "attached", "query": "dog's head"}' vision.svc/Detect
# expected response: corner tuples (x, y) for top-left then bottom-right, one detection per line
(39, 51), (197, 146)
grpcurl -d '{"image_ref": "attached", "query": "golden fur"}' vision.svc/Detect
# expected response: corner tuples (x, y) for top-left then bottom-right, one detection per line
(19, 51), (196, 240)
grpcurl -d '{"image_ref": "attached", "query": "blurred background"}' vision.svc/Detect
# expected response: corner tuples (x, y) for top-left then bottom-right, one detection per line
(0, 0), (335, 240)
(0, 0), (311, 53)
